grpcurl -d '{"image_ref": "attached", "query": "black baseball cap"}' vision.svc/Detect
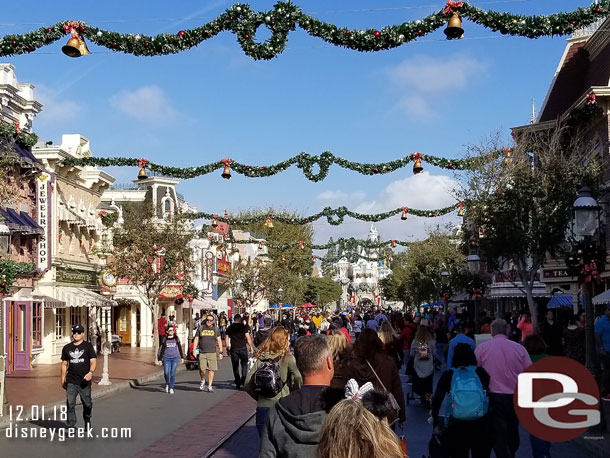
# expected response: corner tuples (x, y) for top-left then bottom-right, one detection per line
(454, 322), (465, 333)
(72, 325), (85, 334)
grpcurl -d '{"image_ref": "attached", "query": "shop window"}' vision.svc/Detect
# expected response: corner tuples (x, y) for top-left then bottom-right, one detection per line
(32, 301), (42, 348)
(70, 307), (81, 329)
(55, 309), (65, 339)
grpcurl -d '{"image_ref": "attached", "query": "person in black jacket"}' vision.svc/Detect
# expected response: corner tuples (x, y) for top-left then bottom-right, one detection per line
(431, 343), (491, 458)
(157, 326), (185, 394)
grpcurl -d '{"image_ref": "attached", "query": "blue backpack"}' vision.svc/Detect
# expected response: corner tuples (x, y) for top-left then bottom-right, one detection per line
(446, 366), (488, 420)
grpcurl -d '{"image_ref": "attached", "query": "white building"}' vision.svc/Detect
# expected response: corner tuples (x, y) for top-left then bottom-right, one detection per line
(332, 225), (391, 306)
(32, 134), (116, 365)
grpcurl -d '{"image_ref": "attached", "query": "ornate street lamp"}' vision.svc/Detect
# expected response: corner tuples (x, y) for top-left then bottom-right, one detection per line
(467, 250), (482, 329)
(573, 186), (601, 372)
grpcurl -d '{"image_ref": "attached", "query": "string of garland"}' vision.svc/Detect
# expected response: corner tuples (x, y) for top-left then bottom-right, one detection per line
(272, 252), (390, 264)
(59, 150), (502, 182)
(0, 261), (37, 294)
(223, 236), (412, 250)
(189, 203), (459, 226)
(1, 2), (608, 60)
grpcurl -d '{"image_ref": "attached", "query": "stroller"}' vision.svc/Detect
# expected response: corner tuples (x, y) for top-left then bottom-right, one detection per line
(111, 334), (122, 353)
(185, 341), (200, 370)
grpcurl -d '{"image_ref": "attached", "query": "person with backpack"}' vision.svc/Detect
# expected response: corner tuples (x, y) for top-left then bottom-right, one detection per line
(447, 322), (475, 369)
(245, 326), (303, 437)
(410, 325), (436, 408)
(431, 342), (491, 458)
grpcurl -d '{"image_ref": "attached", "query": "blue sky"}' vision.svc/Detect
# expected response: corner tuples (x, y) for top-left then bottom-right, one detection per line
(2, 1), (590, 245)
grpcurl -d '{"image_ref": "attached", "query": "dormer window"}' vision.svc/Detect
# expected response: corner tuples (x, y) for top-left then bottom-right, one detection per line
(163, 198), (173, 221)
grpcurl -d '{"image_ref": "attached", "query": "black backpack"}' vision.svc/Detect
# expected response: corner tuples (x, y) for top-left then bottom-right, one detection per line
(253, 356), (285, 398)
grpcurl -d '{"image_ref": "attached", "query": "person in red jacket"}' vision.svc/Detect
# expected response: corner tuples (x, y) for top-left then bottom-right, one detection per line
(399, 315), (417, 374)
(158, 312), (168, 346)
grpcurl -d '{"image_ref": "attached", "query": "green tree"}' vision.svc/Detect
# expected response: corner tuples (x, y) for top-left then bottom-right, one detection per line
(109, 204), (195, 359)
(232, 209), (314, 276)
(321, 237), (336, 277)
(303, 276), (342, 312)
(381, 229), (464, 307)
(458, 126), (597, 331)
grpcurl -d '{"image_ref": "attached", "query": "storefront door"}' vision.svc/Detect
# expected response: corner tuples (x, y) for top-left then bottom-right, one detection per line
(12, 302), (31, 371)
(116, 304), (131, 345)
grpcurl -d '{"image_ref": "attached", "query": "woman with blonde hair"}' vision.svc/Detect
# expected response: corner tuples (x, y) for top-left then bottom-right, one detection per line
(245, 326), (302, 437)
(379, 320), (402, 368)
(327, 330), (350, 390)
(317, 398), (404, 458)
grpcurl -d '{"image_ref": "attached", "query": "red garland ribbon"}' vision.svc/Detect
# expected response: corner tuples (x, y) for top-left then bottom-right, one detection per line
(221, 157), (231, 166)
(63, 21), (85, 36)
(137, 158), (147, 169)
(443, 1), (464, 14)
(14, 121), (20, 134)
(443, 292), (450, 301)
(412, 152), (421, 161)
(581, 262), (602, 284)
(299, 240), (304, 249)
(586, 93), (597, 105)
(402, 206), (409, 214)
(459, 201), (464, 211)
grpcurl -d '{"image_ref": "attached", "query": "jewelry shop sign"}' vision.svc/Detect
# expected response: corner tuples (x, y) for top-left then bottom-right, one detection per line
(36, 173), (52, 271)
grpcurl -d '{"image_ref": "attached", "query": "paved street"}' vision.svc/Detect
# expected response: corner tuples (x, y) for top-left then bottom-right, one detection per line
(1, 358), (254, 458)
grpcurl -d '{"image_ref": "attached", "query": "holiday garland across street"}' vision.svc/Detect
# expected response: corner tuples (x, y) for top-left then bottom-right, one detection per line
(60, 150), (503, 181)
(189, 203), (460, 226)
(0, 1), (609, 60)
(223, 235), (413, 251)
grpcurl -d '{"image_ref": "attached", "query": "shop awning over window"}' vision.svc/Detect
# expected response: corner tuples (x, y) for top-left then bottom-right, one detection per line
(547, 295), (581, 309)
(489, 282), (549, 298)
(55, 287), (116, 308)
(593, 289), (610, 305)
(0, 207), (43, 234)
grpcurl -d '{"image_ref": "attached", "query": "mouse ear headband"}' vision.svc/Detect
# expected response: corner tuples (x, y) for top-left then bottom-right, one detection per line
(345, 378), (374, 400)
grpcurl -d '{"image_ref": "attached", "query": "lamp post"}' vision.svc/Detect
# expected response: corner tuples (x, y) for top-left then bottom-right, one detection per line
(468, 251), (482, 331)
(234, 278), (244, 314)
(441, 269), (450, 310)
(572, 186), (601, 373)
(186, 294), (194, 340)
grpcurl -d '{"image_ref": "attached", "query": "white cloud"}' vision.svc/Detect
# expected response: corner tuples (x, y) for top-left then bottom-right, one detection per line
(388, 54), (487, 118)
(35, 84), (83, 126)
(316, 190), (366, 203)
(109, 85), (175, 121)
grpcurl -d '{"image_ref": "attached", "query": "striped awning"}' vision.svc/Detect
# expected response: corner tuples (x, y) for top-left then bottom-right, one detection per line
(55, 287), (116, 308)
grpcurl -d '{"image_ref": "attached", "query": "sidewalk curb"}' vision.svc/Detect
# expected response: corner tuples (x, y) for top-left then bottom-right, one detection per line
(0, 365), (186, 429)
(201, 410), (255, 458)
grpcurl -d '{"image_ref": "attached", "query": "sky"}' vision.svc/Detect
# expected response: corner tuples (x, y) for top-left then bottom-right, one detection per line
(1, 0), (592, 250)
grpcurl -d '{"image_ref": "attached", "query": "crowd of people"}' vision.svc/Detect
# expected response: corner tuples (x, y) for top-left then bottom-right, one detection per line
(146, 302), (610, 458)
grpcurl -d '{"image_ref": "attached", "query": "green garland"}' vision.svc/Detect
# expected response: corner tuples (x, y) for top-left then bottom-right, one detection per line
(0, 2), (608, 60)
(190, 204), (459, 226)
(60, 150), (501, 182)
(274, 252), (389, 264)
(0, 121), (39, 149)
(228, 236), (411, 250)
(0, 261), (37, 294)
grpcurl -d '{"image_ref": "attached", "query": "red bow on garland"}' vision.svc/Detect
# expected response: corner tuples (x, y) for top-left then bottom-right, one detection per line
(412, 152), (421, 161)
(63, 21), (85, 36)
(443, 1), (464, 14)
(137, 158), (147, 169)
(443, 292), (450, 301)
(221, 157), (231, 166)
(586, 93), (597, 105)
(581, 262), (601, 284)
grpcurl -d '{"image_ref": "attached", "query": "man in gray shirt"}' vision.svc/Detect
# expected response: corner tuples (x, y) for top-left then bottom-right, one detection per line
(192, 313), (223, 392)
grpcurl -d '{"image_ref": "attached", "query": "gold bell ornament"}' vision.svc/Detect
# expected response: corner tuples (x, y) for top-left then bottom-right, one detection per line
(221, 158), (232, 180)
(401, 207), (409, 221)
(458, 202), (465, 217)
(137, 158), (148, 180)
(412, 153), (423, 174)
(62, 21), (91, 57)
(444, 12), (464, 40)
(264, 216), (274, 229)
(258, 241), (264, 250)
(211, 214), (218, 228)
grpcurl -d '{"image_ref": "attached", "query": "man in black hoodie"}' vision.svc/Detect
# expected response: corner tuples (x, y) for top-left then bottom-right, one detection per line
(259, 334), (336, 458)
